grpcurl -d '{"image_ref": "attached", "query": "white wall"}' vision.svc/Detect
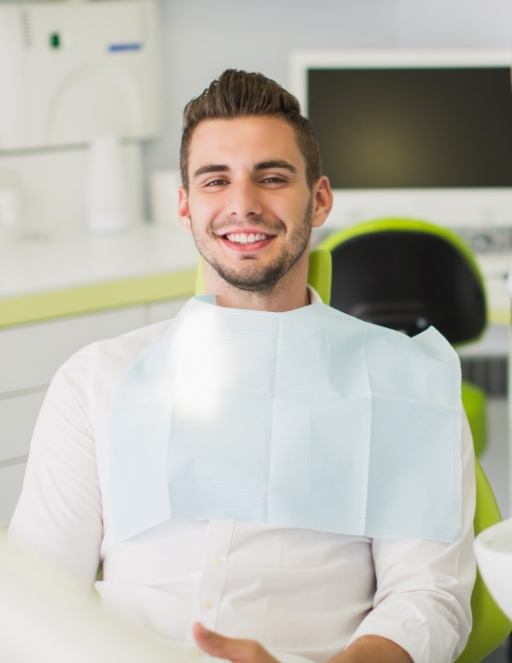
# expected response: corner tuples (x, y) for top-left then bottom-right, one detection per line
(143, 0), (512, 178)
(1, 0), (510, 216)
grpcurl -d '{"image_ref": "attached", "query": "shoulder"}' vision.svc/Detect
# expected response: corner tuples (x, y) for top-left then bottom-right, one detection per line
(53, 317), (176, 388)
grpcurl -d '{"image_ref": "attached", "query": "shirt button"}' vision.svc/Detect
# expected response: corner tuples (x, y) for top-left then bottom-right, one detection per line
(211, 558), (224, 567)
(200, 598), (214, 611)
(189, 648), (201, 658)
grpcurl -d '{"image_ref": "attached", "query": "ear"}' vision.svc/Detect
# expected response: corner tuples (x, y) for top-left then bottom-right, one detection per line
(311, 176), (333, 229)
(178, 187), (192, 233)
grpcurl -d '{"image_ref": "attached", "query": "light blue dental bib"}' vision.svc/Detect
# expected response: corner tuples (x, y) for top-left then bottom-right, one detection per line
(108, 295), (462, 545)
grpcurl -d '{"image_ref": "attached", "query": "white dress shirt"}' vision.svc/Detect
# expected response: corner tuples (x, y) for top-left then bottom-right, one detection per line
(9, 295), (476, 663)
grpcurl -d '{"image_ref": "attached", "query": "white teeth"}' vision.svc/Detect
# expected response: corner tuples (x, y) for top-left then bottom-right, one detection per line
(226, 232), (268, 244)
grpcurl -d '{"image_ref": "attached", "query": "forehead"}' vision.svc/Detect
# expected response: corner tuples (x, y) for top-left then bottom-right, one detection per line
(187, 116), (306, 174)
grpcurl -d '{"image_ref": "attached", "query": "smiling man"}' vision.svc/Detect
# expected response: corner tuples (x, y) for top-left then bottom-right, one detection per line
(9, 70), (475, 663)
(179, 109), (331, 311)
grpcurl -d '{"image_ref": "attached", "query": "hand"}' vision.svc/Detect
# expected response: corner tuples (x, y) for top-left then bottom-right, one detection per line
(193, 622), (279, 663)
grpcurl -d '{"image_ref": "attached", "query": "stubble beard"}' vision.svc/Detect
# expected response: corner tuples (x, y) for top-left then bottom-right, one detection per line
(191, 199), (314, 294)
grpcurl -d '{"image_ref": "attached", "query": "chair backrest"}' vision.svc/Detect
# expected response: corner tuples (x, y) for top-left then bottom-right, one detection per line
(318, 217), (487, 345)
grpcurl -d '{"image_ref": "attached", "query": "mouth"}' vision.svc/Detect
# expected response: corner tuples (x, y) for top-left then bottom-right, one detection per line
(218, 230), (276, 253)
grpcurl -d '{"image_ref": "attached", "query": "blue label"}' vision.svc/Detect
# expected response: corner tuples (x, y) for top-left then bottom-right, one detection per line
(108, 43), (143, 52)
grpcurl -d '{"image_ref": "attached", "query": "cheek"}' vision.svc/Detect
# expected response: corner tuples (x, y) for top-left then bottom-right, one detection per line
(271, 189), (310, 218)
(279, 200), (310, 227)
(188, 196), (225, 224)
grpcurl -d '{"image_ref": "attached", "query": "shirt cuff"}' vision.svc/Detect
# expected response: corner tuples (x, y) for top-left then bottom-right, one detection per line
(346, 597), (460, 663)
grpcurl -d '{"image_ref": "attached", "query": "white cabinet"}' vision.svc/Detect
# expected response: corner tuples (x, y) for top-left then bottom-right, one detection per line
(0, 297), (189, 523)
(0, 304), (148, 524)
(0, 307), (146, 394)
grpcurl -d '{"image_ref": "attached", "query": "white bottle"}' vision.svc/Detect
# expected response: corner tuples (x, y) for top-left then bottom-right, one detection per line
(0, 169), (21, 230)
(84, 134), (132, 235)
(150, 169), (181, 227)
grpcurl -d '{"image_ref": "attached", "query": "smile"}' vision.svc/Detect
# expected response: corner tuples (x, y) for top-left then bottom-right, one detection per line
(226, 232), (270, 244)
(218, 230), (276, 253)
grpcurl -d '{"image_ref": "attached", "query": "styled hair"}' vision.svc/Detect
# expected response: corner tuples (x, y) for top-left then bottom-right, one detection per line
(180, 69), (322, 190)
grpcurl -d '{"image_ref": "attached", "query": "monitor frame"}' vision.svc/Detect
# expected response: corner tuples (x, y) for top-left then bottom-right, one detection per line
(289, 49), (512, 229)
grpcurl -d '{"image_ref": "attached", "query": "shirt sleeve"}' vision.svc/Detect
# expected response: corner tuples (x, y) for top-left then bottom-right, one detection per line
(346, 408), (476, 663)
(8, 346), (103, 586)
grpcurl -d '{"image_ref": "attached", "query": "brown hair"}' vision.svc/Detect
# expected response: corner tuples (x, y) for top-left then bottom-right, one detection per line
(180, 69), (322, 190)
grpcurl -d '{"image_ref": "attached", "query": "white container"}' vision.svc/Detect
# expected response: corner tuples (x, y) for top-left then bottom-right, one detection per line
(474, 517), (512, 620)
(0, 170), (21, 229)
(85, 134), (132, 235)
(150, 169), (181, 227)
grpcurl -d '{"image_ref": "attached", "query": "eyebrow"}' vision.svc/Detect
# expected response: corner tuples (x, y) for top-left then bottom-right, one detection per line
(192, 159), (298, 180)
(255, 160), (297, 174)
(192, 164), (229, 179)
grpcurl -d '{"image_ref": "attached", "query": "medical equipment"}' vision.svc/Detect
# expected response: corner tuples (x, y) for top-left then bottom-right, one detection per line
(0, 0), (162, 235)
(290, 49), (512, 228)
(0, 0), (162, 150)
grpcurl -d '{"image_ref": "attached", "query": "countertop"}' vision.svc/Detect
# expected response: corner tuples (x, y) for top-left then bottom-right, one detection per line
(0, 221), (510, 329)
(0, 222), (199, 328)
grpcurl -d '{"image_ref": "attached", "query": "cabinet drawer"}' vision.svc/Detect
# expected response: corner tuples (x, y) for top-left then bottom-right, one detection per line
(0, 391), (46, 462)
(0, 306), (145, 393)
(0, 463), (26, 526)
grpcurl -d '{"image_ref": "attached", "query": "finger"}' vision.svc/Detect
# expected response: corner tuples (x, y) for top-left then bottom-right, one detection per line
(193, 622), (259, 661)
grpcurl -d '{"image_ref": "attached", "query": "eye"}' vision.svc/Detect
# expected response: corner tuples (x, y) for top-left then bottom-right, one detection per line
(260, 175), (288, 185)
(203, 177), (229, 188)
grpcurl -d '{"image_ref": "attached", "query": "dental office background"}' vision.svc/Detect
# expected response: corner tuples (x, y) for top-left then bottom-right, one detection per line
(0, 0), (512, 525)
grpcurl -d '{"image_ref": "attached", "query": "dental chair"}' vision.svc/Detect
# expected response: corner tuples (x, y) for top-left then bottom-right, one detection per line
(318, 217), (488, 457)
(458, 462), (512, 662)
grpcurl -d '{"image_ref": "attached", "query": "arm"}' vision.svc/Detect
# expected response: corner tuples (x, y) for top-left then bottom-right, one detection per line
(330, 635), (411, 662)
(8, 347), (103, 585)
(344, 410), (476, 663)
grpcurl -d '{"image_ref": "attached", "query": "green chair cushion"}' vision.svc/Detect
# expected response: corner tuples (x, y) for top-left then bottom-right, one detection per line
(461, 381), (487, 457)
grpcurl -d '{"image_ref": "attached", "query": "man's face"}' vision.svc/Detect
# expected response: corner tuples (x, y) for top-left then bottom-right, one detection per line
(179, 116), (328, 293)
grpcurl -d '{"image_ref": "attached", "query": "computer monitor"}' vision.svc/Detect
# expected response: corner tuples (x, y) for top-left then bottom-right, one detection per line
(289, 50), (512, 228)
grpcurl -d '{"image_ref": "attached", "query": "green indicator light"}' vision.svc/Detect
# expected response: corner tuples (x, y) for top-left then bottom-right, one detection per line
(50, 32), (60, 49)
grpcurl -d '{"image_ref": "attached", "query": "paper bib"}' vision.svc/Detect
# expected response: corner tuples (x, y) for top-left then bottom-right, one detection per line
(108, 296), (462, 544)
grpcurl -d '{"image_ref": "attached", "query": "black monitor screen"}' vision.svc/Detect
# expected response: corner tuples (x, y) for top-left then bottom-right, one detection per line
(307, 67), (512, 188)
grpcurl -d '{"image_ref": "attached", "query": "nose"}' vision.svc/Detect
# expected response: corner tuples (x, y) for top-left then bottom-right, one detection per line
(227, 179), (263, 219)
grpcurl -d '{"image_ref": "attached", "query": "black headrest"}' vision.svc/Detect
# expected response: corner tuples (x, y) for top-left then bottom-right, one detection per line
(329, 230), (486, 344)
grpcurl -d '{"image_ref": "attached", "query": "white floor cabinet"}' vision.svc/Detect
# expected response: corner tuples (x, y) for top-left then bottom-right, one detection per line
(0, 298), (185, 525)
